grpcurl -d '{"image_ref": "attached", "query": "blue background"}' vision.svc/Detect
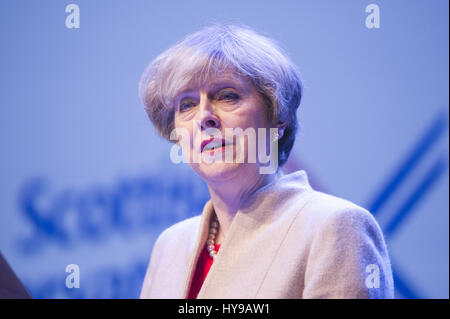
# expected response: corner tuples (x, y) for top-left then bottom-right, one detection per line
(0, 0), (448, 298)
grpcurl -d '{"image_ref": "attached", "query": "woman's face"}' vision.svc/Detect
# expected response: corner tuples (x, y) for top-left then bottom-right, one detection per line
(173, 72), (274, 184)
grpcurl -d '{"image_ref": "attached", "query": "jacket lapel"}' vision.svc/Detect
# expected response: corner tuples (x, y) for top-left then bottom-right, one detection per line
(180, 200), (215, 298)
(195, 170), (313, 298)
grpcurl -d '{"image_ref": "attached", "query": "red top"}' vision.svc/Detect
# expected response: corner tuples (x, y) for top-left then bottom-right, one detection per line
(187, 244), (221, 299)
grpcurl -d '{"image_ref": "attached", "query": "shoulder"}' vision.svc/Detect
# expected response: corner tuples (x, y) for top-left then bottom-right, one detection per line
(154, 215), (203, 250)
(302, 189), (377, 226)
(140, 215), (203, 298)
(146, 214), (202, 273)
(296, 189), (384, 245)
(299, 191), (393, 298)
(157, 215), (202, 244)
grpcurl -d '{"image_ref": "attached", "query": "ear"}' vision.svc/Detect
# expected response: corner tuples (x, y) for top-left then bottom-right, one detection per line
(277, 121), (287, 139)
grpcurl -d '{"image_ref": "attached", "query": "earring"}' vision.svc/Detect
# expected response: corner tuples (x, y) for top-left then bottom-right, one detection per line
(272, 131), (280, 142)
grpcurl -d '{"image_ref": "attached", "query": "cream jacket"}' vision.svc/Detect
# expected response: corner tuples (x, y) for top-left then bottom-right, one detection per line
(140, 170), (394, 299)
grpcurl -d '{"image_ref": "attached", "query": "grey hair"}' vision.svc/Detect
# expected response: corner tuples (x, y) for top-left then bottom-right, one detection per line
(138, 23), (303, 167)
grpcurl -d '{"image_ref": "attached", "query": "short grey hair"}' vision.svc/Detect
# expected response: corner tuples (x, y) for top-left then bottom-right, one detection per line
(138, 23), (303, 167)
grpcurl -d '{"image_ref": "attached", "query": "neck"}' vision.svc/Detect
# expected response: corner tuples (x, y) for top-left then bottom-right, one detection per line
(207, 168), (284, 244)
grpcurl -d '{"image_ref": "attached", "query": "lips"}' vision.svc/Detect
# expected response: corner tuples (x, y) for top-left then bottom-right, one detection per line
(201, 138), (232, 152)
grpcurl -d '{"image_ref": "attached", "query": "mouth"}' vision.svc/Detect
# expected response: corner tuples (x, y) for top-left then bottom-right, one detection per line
(201, 138), (234, 153)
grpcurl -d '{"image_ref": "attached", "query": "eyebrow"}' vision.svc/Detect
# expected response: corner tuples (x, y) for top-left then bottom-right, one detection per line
(177, 80), (245, 100)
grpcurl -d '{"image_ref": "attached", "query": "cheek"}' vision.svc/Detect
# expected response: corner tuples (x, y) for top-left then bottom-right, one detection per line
(173, 122), (193, 149)
(238, 96), (270, 128)
(254, 106), (272, 128)
(232, 110), (270, 131)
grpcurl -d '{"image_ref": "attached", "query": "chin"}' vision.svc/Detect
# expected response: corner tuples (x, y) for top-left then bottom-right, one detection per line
(191, 161), (245, 183)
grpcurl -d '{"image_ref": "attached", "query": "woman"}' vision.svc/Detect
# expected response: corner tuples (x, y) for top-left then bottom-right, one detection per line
(138, 23), (394, 299)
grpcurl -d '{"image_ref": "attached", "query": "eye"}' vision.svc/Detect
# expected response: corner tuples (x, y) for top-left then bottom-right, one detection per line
(217, 91), (239, 102)
(179, 99), (196, 112)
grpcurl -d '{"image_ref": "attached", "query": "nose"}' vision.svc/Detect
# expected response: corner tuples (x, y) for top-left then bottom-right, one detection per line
(197, 93), (220, 131)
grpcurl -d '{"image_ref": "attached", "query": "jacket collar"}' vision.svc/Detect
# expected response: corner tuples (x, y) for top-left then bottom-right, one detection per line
(182, 170), (313, 298)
